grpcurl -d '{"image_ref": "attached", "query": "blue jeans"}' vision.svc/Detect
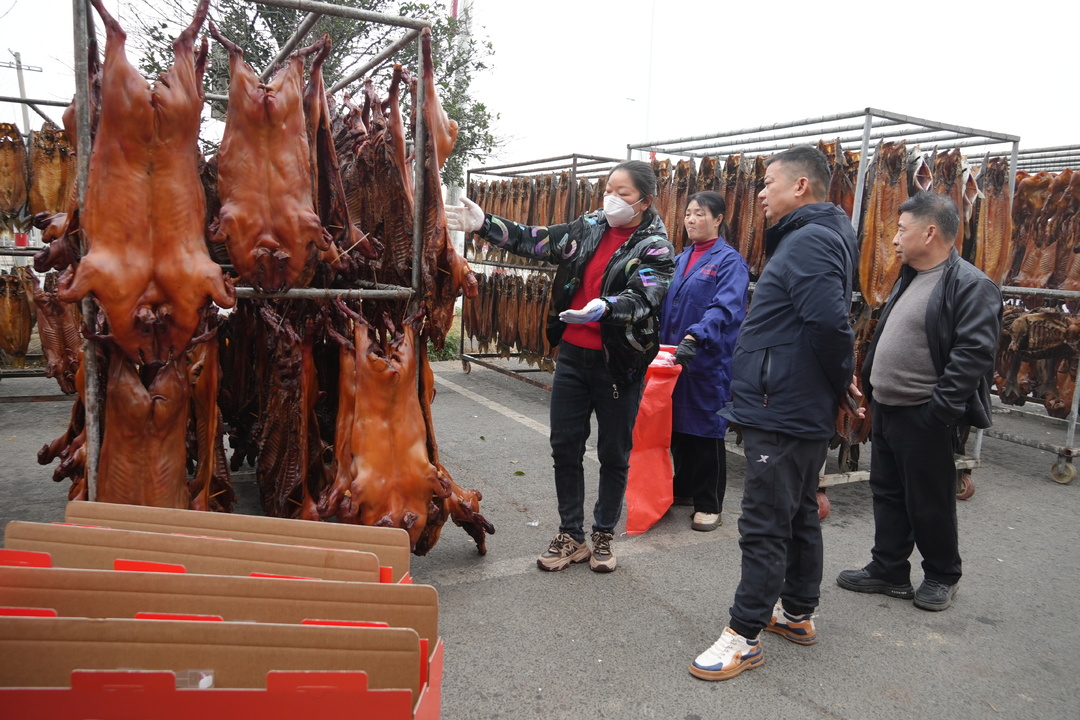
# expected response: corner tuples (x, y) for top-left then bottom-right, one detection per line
(549, 341), (644, 542)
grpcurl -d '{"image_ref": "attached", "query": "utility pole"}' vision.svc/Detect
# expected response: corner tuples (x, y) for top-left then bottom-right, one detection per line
(2, 52), (44, 135)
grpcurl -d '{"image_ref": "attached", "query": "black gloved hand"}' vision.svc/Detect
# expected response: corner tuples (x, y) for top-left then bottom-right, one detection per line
(674, 336), (698, 367)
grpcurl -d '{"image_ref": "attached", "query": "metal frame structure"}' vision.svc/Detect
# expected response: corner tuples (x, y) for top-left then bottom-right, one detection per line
(459, 153), (623, 389)
(1012, 145), (1080, 173)
(55, 0), (435, 499)
(627, 108), (1022, 493)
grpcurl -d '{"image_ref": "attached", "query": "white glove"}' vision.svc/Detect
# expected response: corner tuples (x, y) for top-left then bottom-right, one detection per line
(445, 196), (486, 234)
(559, 298), (609, 324)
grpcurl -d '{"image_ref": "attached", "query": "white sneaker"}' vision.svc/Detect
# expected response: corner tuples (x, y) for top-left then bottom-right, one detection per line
(689, 627), (764, 681)
(691, 512), (722, 531)
(765, 600), (817, 645)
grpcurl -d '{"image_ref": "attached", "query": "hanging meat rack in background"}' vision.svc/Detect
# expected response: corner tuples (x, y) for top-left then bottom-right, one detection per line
(460, 153), (623, 389)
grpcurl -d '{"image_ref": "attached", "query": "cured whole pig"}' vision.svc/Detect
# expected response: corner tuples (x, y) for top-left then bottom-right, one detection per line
(58, 0), (235, 365)
(38, 349), (89, 500)
(210, 23), (329, 293)
(97, 351), (191, 507)
(187, 312), (233, 513)
(250, 305), (328, 520)
(0, 123), (28, 231)
(345, 69), (413, 287)
(301, 34), (380, 270)
(0, 269), (33, 367)
(319, 306), (493, 554)
(28, 122), (75, 217)
(413, 27), (478, 347)
(858, 141), (908, 308)
(19, 270), (81, 392)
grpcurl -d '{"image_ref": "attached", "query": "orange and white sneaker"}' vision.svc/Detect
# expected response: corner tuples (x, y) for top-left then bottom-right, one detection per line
(765, 600), (817, 645)
(689, 627), (764, 681)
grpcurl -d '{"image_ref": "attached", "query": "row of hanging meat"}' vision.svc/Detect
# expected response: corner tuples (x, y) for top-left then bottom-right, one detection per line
(0, 121), (76, 235)
(12, 0), (490, 557)
(461, 140), (1019, 368)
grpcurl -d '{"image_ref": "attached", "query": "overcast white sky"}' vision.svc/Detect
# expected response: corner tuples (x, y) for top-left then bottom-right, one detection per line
(2, 0), (1077, 167)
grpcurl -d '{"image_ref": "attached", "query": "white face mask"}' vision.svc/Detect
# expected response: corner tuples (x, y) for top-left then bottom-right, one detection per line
(603, 194), (645, 227)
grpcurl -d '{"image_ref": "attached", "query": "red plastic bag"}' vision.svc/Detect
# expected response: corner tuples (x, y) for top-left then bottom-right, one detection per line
(625, 347), (681, 535)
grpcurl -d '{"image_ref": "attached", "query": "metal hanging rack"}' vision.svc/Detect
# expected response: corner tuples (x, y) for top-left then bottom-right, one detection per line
(459, 153), (623, 389)
(627, 108), (1022, 499)
(966, 144), (1080, 483)
(59, 0), (433, 499)
(1012, 145), (1080, 173)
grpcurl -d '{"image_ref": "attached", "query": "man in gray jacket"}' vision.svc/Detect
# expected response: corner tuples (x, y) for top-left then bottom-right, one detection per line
(837, 192), (1001, 611)
(690, 146), (859, 681)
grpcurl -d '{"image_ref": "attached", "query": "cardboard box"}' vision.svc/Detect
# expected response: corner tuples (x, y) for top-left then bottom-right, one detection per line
(4, 522), (381, 583)
(0, 615), (438, 718)
(0, 564), (438, 644)
(65, 502), (413, 582)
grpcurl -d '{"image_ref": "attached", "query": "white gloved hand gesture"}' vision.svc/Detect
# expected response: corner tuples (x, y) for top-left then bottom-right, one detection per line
(559, 298), (609, 324)
(445, 196), (486, 234)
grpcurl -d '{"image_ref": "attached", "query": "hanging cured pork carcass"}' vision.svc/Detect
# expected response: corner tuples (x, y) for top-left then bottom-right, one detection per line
(38, 349), (89, 500)
(0, 269), (34, 367)
(722, 154), (741, 242)
(96, 351), (191, 507)
(1047, 169), (1080, 290)
(28, 122), (76, 217)
(858, 141), (908, 308)
(320, 305), (493, 554)
(19, 270), (81, 392)
(301, 35), (381, 276)
(930, 147), (965, 252)
(58, 0), (234, 365)
(210, 23), (330, 293)
(1007, 171), (1054, 290)
(0, 123), (28, 232)
(697, 155), (720, 194)
(972, 157), (1014, 285)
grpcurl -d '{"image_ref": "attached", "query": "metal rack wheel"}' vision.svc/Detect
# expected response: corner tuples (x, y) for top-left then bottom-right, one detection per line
(816, 489), (831, 520)
(1050, 458), (1076, 485)
(461, 359), (472, 374)
(956, 471), (975, 501)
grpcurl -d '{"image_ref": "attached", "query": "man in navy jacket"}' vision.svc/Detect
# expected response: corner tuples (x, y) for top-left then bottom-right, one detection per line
(690, 146), (859, 682)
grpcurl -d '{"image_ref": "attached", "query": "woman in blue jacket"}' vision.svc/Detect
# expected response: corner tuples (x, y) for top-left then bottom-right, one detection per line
(660, 191), (749, 531)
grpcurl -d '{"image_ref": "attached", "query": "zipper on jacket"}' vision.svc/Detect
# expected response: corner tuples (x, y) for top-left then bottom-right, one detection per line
(761, 348), (772, 407)
(611, 383), (620, 399)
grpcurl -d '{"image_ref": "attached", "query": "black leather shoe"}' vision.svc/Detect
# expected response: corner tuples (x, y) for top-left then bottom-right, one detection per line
(836, 568), (915, 599)
(913, 579), (958, 611)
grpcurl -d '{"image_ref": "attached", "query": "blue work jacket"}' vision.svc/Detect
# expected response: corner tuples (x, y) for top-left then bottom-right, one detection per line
(660, 238), (749, 438)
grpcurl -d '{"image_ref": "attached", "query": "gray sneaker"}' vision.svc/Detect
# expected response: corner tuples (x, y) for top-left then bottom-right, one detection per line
(537, 532), (590, 571)
(590, 531), (617, 572)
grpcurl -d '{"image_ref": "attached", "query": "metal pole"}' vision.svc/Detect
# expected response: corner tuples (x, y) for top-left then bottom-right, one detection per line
(850, 110), (874, 232)
(72, 0), (101, 502)
(627, 108), (871, 151)
(259, 11), (323, 82)
(410, 38), (426, 305)
(328, 29), (420, 94)
(11, 52), (32, 131)
(234, 286), (413, 300)
(0, 95), (69, 107)
(250, 0), (429, 30)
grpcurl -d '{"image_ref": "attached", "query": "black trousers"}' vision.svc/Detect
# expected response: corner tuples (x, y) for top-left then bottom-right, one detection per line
(729, 427), (826, 637)
(671, 431), (727, 514)
(866, 400), (961, 585)
(549, 342), (644, 543)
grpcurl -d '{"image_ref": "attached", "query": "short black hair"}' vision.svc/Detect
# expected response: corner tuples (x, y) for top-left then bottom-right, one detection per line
(898, 191), (960, 243)
(765, 146), (831, 200)
(609, 160), (657, 199)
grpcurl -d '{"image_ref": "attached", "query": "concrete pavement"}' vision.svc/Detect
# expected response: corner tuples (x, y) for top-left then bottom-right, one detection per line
(1, 361), (1077, 719)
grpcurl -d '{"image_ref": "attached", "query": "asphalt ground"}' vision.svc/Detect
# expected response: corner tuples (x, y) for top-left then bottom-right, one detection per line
(1, 360), (1078, 719)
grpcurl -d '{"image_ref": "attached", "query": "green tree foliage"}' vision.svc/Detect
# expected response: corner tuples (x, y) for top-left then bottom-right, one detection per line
(126, 0), (497, 185)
